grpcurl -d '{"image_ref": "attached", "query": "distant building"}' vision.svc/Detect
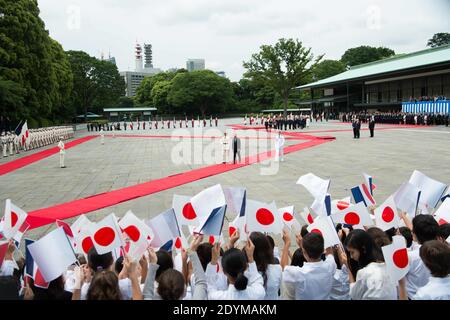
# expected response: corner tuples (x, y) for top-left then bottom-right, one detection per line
(106, 56), (116, 65)
(120, 42), (162, 97)
(186, 59), (205, 72)
(121, 70), (161, 97)
(144, 44), (153, 69)
(215, 71), (226, 78)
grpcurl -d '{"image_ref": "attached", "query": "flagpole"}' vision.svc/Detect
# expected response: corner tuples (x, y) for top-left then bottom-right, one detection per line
(14, 119), (23, 135)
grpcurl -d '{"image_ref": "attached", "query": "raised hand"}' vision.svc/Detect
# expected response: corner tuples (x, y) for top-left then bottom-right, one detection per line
(147, 247), (157, 264)
(211, 242), (221, 265)
(244, 238), (255, 263)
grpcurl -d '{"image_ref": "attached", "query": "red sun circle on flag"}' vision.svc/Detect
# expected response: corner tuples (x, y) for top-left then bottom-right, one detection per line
(229, 226), (236, 237)
(182, 203), (197, 220)
(438, 218), (448, 225)
(209, 235), (215, 244)
(283, 212), (293, 222)
(344, 212), (360, 225)
(11, 211), (18, 228)
(174, 237), (182, 249)
(94, 227), (116, 246)
(311, 228), (322, 235)
(82, 237), (94, 254)
(393, 248), (408, 268)
(382, 206), (395, 223)
(307, 214), (314, 224)
(123, 225), (140, 242)
(337, 201), (350, 210)
(256, 208), (274, 225)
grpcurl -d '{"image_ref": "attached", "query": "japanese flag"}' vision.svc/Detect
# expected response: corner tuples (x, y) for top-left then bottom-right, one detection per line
(118, 211), (154, 245)
(191, 184), (226, 221)
(351, 183), (376, 207)
(245, 200), (282, 235)
(28, 227), (77, 282)
(434, 197), (450, 225)
(223, 187), (246, 219)
(296, 173), (330, 200)
(228, 214), (248, 242)
(89, 213), (125, 255)
(3, 199), (28, 239)
(73, 217), (95, 255)
(374, 196), (400, 231)
(331, 197), (351, 214)
(119, 211), (154, 260)
(172, 194), (198, 227)
(332, 202), (373, 228)
(0, 241), (8, 269)
(381, 235), (409, 282)
(173, 231), (189, 252)
(299, 207), (317, 226)
(206, 234), (224, 245)
(56, 220), (76, 250)
(278, 206), (296, 229)
(307, 215), (341, 248)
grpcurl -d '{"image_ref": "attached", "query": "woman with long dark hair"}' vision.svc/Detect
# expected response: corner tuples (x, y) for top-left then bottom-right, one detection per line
(338, 229), (397, 300)
(249, 232), (282, 300)
(207, 239), (265, 300)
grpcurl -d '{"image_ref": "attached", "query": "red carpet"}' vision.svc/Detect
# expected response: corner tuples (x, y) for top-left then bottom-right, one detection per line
(26, 133), (334, 229)
(0, 136), (97, 176)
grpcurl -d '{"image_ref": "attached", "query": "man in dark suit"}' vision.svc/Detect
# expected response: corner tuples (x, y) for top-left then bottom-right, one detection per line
(352, 118), (357, 139)
(356, 119), (361, 139)
(232, 134), (241, 164)
(369, 116), (375, 138)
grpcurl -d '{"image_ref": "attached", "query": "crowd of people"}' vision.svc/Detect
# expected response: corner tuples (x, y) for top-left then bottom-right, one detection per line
(1, 126), (74, 158)
(340, 112), (450, 126)
(1, 178), (449, 301)
(87, 117), (220, 132)
(409, 96), (447, 102)
(242, 114), (313, 131)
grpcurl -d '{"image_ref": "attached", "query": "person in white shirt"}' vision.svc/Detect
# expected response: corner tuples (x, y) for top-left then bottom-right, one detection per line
(339, 229), (398, 300)
(143, 235), (207, 300)
(221, 132), (230, 164)
(281, 230), (337, 300)
(405, 215), (439, 298)
(207, 239), (265, 300)
(274, 131), (285, 162)
(249, 232), (282, 300)
(412, 240), (450, 300)
(0, 240), (16, 277)
(58, 137), (65, 168)
(100, 129), (105, 145)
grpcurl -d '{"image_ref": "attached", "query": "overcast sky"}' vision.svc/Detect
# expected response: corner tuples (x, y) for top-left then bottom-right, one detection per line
(38, 0), (449, 81)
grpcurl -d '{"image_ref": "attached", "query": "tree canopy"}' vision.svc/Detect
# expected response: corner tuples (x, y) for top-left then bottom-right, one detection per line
(0, 0), (73, 126)
(312, 59), (346, 81)
(427, 33), (450, 48)
(243, 38), (322, 117)
(340, 45), (395, 68)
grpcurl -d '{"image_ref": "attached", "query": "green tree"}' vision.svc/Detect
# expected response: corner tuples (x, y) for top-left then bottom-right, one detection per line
(66, 50), (125, 120)
(312, 59), (346, 81)
(135, 69), (187, 106)
(0, 0), (74, 125)
(151, 80), (172, 113)
(116, 96), (134, 108)
(243, 38), (322, 118)
(340, 46), (395, 67)
(167, 70), (234, 116)
(427, 33), (450, 48)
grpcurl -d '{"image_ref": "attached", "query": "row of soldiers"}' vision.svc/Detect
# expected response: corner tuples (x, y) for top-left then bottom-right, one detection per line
(88, 118), (220, 131)
(1, 126), (74, 157)
(264, 114), (311, 131)
(341, 112), (450, 126)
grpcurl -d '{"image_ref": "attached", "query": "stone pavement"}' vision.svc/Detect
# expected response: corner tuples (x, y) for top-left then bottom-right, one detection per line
(1, 118), (449, 242)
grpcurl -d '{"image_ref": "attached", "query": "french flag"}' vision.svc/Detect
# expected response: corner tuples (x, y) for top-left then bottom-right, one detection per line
(25, 239), (49, 289)
(351, 183), (376, 207)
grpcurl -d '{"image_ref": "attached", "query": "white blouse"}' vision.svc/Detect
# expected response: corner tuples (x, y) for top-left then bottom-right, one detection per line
(349, 262), (397, 300)
(206, 262), (265, 300)
(330, 265), (350, 300)
(406, 245), (431, 298)
(263, 264), (282, 300)
(413, 276), (450, 300)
